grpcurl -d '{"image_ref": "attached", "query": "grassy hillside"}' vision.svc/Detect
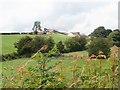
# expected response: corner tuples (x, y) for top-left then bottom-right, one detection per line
(1, 33), (69, 55)
(1, 34), (34, 55)
(44, 33), (69, 42)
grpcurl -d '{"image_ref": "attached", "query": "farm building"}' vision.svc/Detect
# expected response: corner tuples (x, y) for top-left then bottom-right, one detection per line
(67, 32), (80, 37)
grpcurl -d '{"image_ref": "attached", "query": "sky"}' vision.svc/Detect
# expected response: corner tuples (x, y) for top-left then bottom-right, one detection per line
(0, 0), (119, 35)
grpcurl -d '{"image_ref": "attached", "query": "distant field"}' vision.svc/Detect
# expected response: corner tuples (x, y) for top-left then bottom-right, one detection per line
(1, 34), (34, 55)
(1, 34), (69, 55)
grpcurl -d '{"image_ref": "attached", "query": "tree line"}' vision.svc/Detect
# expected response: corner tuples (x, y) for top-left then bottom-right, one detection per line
(1, 26), (120, 61)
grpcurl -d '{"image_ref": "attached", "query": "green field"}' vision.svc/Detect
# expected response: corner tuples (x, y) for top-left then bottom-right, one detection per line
(0, 50), (112, 77)
(0, 51), (87, 75)
(0, 54), (113, 78)
(1, 54), (116, 88)
(1, 34), (33, 55)
(1, 34), (69, 55)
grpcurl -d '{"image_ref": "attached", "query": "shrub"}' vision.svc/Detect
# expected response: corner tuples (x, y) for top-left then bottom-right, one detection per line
(88, 38), (110, 57)
(56, 41), (65, 53)
(48, 46), (61, 57)
(65, 36), (87, 52)
(2, 52), (20, 61)
(14, 36), (55, 57)
(46, 37), (55, 52)
(14, 36), (33, 57)
(31, 36), (47, 53)
(107, 30), (120, 47)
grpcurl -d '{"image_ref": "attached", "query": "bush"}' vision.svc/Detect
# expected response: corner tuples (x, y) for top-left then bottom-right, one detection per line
(56, 41), (65, 53)
(48, 46), (61, 57)
(64, 36), (87, 52)
(1, 52), (20, 61)
(88, 38), (110, 57)
(46, 37), (55, 52)
(107, 30), (120, 47)
(14, 36), (33, 57)
(31, 36), (47, 53)
(14, 36), (55, 57)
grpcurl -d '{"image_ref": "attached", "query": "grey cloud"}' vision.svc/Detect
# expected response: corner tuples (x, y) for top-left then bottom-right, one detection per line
(0, 0), (118, 35)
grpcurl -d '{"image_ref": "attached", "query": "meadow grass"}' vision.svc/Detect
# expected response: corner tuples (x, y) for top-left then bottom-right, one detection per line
(1, 52), (118, 88)
(1, 34), (34, 55)
(0, 51), (112, 76)
(0, 55), (112, 77)
(43, 33), (70, 43)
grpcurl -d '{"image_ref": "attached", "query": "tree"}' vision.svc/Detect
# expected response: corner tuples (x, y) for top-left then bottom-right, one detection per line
(56, 41), (65, 53)
(31, 36), (47, 53)
(113, 29), (120, 32)
(104, 29), (112, 36)
(14, 36), (56, 57)
(32, 21), (42, 34)
(90, 26), (112, 38)
(14, 36), (33, 57)
(88, 38), (110, 57)
(107, 30), (120, 47)
(65, 36), (87, 52)
(46, 37), (55, 52)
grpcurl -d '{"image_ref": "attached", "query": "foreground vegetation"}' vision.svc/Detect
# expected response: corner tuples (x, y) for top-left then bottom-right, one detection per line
(1, 50), (119, 88)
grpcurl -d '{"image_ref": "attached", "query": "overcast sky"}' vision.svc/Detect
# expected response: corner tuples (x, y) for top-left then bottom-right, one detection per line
(0, 0), (119, 35)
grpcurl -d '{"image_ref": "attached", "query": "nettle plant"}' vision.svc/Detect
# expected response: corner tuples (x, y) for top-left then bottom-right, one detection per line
(24, 45), (68, 88)
(28, 45), (66, 88)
